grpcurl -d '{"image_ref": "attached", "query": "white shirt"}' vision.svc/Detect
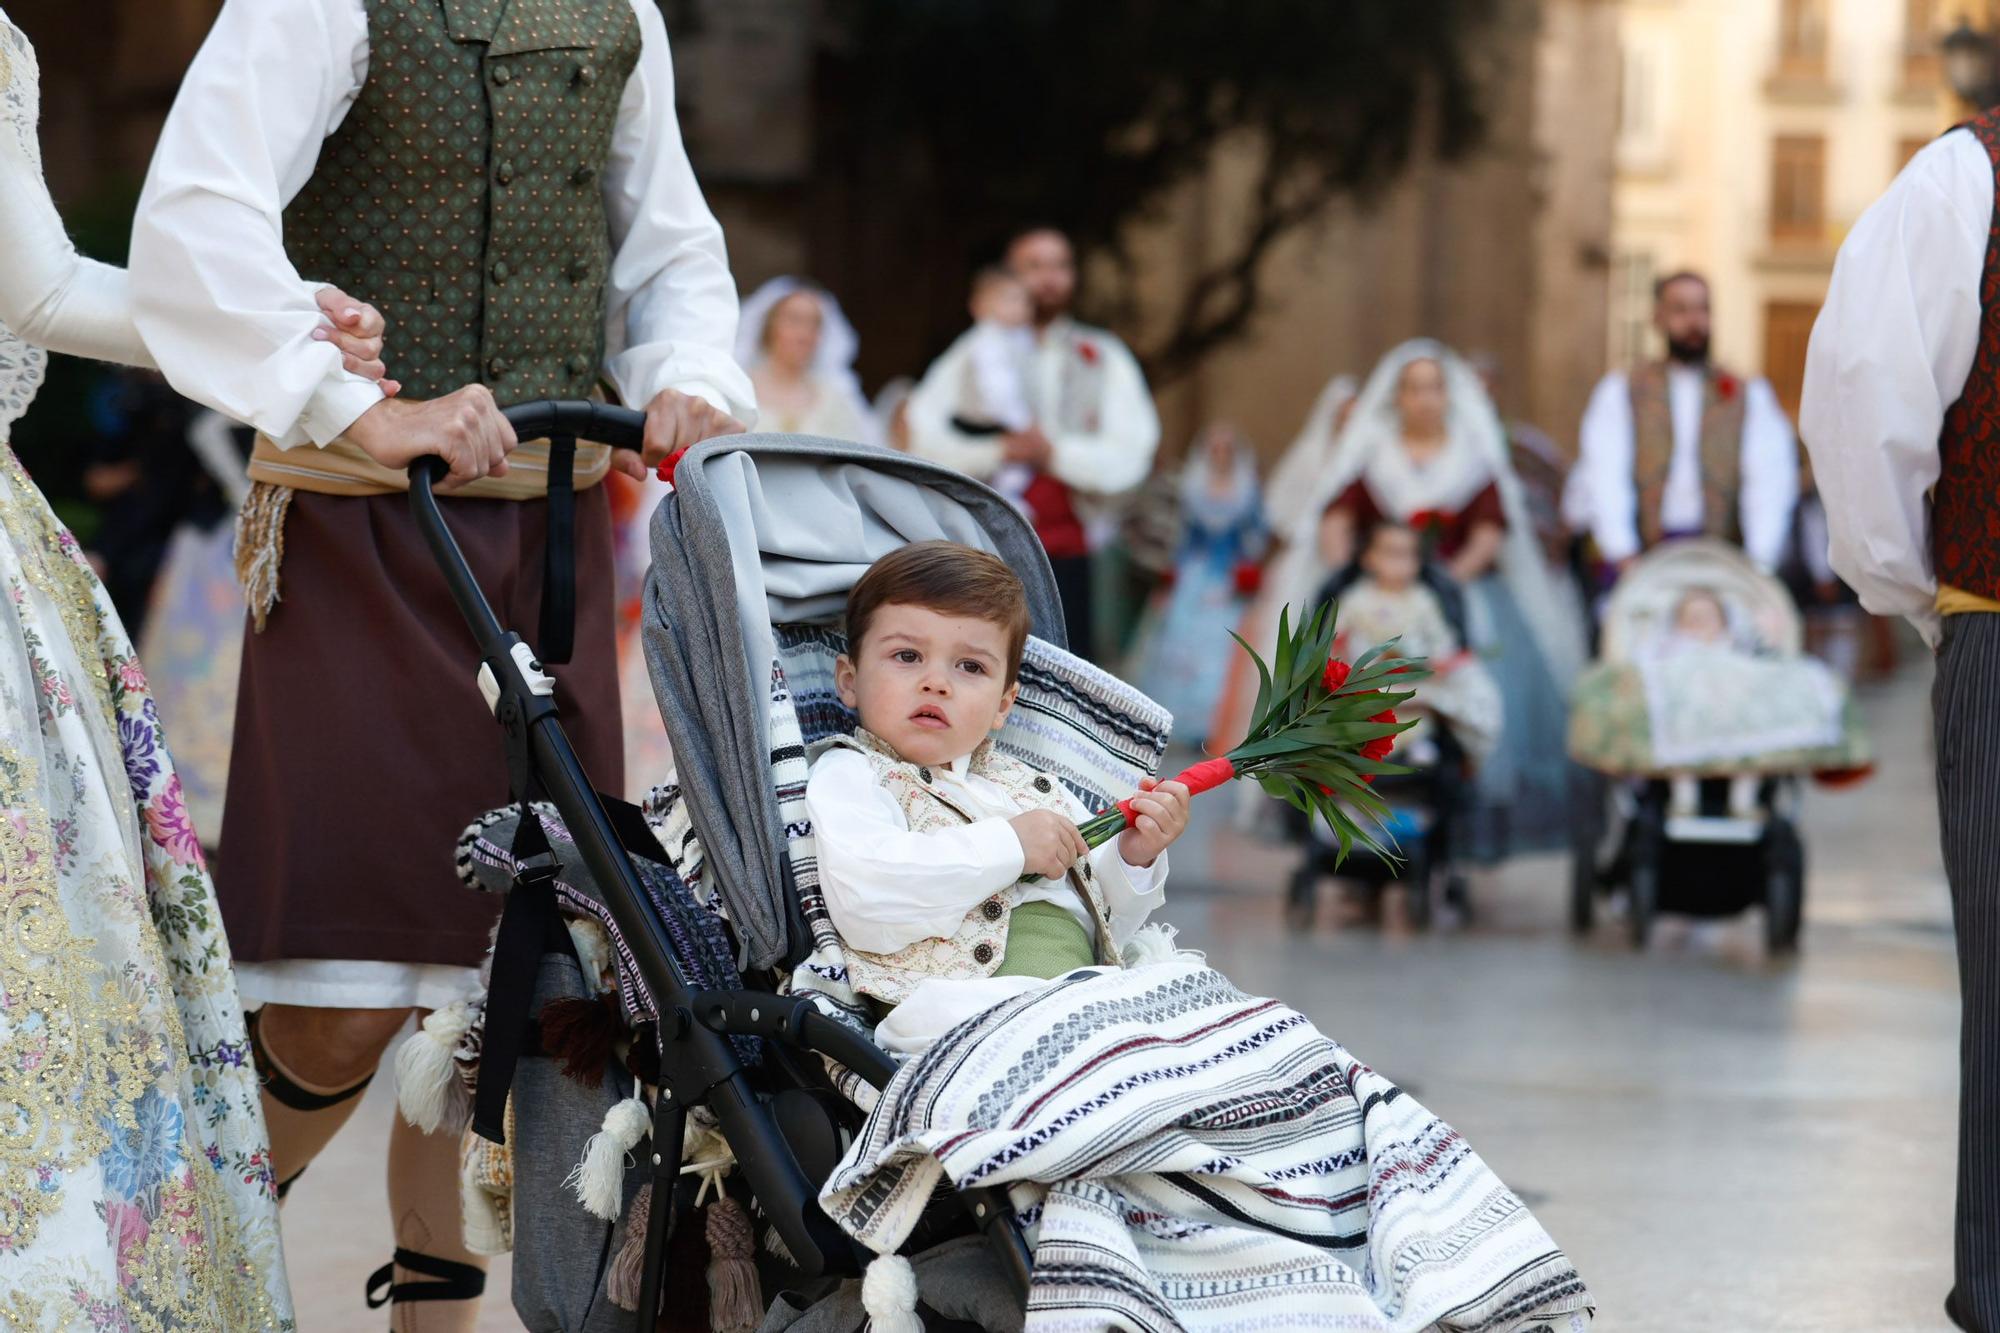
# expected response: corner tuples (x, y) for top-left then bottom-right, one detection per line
(804, 746), (1165, 958)
(128, 0), (755, 449)
(1577, 364), (1799, 570)
(965, 320), (1034, 432)
(1800, 129), (1993, 647)
(906, 316), (1161, 514)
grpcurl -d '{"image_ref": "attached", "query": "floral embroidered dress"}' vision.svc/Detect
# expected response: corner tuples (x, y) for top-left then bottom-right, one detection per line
(0, 12), (293, 1328)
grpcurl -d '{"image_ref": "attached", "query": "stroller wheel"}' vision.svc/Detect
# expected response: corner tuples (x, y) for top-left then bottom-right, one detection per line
(1286, 864), (1318, 930)
(1403, 846), (1433, 931)
(1764, 818), (1805, 955)
(1627, 808), (1662, 949)
(1568, 768), (1607, 935)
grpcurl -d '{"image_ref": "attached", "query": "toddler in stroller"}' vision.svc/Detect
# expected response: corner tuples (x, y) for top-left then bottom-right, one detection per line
(1567, 539), (1872, 951)
(804, 540), (1192, 1055)
(391, 413), (1589, 1332)
(1288, 518), (1501, 929)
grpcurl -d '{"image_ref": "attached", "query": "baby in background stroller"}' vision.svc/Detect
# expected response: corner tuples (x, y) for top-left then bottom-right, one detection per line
(1568, 539), (1871, 951)
(804, 541), (1192, 1056)
(1288, 517), (1501, 929)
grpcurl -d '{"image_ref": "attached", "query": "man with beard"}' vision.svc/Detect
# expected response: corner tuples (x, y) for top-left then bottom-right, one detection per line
(907, 226), (1159, 660)
(1575, 271), (1799, 572)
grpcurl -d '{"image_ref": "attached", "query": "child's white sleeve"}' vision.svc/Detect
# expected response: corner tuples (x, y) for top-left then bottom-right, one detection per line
(1069, 788), (1168, 951)
(806, 751), (1026, 954)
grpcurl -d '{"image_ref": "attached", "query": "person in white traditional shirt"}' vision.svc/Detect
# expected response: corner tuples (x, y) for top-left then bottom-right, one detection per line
(1801, 111), (2000, 1333)
(804, 541), (1191, 1057)
(1576, 271), (1800, 574)
(126, 0), (755, 1324)
(907, 227), (1161, 662)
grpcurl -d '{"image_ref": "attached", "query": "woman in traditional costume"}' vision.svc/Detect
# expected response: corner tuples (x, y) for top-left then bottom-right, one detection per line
(0, 11), (388, 1324)
(737, 277), (877, 444)
(1238, 339), (1585, 855)
(1135, 423), (1267, 746)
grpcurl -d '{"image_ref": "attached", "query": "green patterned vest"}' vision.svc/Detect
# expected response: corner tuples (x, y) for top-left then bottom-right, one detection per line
(284, 0), (641, 403)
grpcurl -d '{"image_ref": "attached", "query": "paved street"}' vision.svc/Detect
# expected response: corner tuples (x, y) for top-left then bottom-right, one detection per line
(282, 657), (1959, 1331)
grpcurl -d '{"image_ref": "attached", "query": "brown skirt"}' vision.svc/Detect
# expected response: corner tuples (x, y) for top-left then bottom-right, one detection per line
(216, 487), (624, 967)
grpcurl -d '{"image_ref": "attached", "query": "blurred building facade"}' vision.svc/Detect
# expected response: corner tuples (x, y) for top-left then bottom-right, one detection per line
(679, 0), (1623, 466)
(1608, 0), (1954, 420)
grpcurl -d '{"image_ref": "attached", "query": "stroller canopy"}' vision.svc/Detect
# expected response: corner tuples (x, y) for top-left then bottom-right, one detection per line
(642, 435), (1065, 969)
(1598, 538), (1802, 664)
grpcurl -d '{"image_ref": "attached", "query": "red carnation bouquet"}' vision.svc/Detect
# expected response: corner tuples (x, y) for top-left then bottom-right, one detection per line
(1076, 602), (1429, 863)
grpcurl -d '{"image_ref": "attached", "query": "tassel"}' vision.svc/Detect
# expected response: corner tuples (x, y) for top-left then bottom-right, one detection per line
(566, 918), (615, 992)
(604, 1183), (652, 1311)
(1120, 921), (1185, 969)
(232, 480), (294, 632)
(860, 1254), (922, 1333)
(538, 994), (619, 1088)
(395, 1001), (475, 1134)
(566, 1095), (652, 1221)
(704, 1196), (762, 1333)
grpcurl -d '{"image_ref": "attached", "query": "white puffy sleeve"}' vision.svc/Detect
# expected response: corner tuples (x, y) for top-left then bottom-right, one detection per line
(1801, 129), (1991, 644)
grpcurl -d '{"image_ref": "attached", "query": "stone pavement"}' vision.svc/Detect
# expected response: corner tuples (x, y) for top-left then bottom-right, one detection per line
(279, 659), (1958, 1331)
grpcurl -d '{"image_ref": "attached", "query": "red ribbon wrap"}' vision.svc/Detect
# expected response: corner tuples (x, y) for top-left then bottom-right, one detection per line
(1116, 756), (1236, 824)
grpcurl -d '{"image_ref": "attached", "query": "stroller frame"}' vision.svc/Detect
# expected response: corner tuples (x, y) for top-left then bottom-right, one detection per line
(406, 402), (1032, 1327)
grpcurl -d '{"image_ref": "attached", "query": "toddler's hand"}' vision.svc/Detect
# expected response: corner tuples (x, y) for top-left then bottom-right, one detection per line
(1119, 778), (1190, 868)
(1010, 809), (1089, 881)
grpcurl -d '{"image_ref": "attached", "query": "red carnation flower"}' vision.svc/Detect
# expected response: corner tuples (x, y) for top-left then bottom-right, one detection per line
(1361, 709), (1398, 762)
(1077, 341), (1099, 366)
(1716, 374), (1738, 402)
(1322, 657), (1351, 692)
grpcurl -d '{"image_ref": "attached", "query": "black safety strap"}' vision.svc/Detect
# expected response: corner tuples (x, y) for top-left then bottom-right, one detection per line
(471, 801), (573, 1144)
(538, 434), (578, 665)
(365, 1248), (488, 1308)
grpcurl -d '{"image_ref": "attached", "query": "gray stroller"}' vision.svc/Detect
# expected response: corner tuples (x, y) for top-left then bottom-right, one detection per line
(400, 405), (1589, 1332)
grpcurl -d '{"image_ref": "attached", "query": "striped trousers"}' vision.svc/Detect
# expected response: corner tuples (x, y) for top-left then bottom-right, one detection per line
(1937, 613), (2000, 1332)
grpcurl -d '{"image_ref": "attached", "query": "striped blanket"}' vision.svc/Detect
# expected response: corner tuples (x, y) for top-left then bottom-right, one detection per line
(820, 958), (1592, 1332)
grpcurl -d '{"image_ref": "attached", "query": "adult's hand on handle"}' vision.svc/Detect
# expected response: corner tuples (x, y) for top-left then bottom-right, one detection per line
(311, 286), (400, 396)
(624, 387), (746, 481)
(345, 385), (517, 492)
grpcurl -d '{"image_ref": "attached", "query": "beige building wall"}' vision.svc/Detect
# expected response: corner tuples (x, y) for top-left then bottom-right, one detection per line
(1609, 0), (1950, 419)
(1134, 0), (1621, 469)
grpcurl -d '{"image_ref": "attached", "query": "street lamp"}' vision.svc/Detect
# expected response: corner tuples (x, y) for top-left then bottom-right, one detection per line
(1944, 18), (2000, 108)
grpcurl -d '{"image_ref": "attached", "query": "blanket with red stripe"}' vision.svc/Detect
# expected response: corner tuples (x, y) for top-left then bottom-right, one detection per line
(819, 957), (1592, 1332)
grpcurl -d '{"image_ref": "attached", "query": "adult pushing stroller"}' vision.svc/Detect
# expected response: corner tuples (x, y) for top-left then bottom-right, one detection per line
(1565, 539), (1871, 952)
(395, 405), (1588, 1332)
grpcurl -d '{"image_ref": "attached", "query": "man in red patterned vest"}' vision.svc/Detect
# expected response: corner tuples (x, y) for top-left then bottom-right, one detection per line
(1576, 271), (1799, 575)
(907, 227), (1160, 662)
(1805, 112), (2000, 1332)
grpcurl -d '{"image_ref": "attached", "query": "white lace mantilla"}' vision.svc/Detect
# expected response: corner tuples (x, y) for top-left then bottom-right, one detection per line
(0, 11), (49, 438)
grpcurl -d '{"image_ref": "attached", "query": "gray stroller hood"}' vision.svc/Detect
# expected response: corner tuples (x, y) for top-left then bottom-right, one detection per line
(641, 434), (1065, 970)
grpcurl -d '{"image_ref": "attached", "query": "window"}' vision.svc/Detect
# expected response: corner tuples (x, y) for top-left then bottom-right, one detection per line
(1770, 135), (1827, 246)
(1763, 302), (1821, 420)
(1612, 253), (1657, 368)
(1905, 0), (1943, 88)
(1775, 0), (1829, 82)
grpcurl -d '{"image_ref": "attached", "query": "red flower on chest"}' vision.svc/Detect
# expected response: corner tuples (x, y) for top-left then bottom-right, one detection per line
(1715, 374), (1739, 402)
(1076, 341), (1099, 366)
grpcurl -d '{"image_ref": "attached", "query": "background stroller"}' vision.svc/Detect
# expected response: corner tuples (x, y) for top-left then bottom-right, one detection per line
(1287, 558), (1498, 930)
(1566, 539), (1871, 953)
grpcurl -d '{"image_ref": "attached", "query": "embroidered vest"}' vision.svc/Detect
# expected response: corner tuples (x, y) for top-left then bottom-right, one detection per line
(283, 0), (641, 405)
(1936, 110), (2000, 598)
(1628, 361), (1747, 549)
(819, 729), (1120, 1006)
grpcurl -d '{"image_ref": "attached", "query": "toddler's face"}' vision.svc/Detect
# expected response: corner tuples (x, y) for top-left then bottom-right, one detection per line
(1362, 525), (1421, 591)
(837, 602), (1018, 766)
(972, 276), (1031, 329)
(1673, 590), (1728, 642)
